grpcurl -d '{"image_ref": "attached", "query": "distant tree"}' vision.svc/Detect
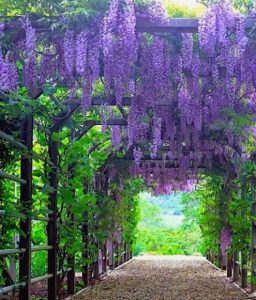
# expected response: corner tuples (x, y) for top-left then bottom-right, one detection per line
(139, 195), (162, 227)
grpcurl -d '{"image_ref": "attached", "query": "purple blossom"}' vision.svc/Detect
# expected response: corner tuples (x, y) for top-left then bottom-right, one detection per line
(150, 116), (162, 159)
(0, 59), (11, 91)
(111, 126), (121, 150)
(199, 3), (235, 57)
(136, 0), (167, 22)
(88, 38), (100, 81)
(39, 53), (56, 85)
(236, 17), (248, 55)
(133, 147), (143, 166)
(7, 61), (19, 91)
(220, 226), (232, 256)
(64, 30), (75, 75)
(182, 33), (193, 69)
(102, 0), (137, 105)
(21, 17), (36, 55)
(23, 55), (37, 93)
(81, 74), (92, 112)
(76, 30), (88, 76)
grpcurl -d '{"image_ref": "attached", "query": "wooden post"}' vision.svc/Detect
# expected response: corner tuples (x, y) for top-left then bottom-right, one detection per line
(251, 166), (256, 292)
(121, 242), (124, 264)
(227, 253), (232, 277)
(67, 255), (75, 294)
(82, 263), (88, 287)
(241, 250), (248, 288)
(114, 242), (119, 268)
(109, 240), (114, 270)
(241, 184), (247, 288)
(81, 179), (89, 287)
(102, 243), (107, 273)
(218, 190), (230, 270)
(93, 251), (99, 279)
(67, 244), (75, 293)
(19, 115), (33, 300)
(47, 137), (58, 300)
(124, 242), (128, 262)
(127, 245), (132, 261)
(219, 232), (227, 270)
(82, 214), (89, 287)
(67, 165), (75, 295)
(233, 251), (240, 282)
(207, 251), (212, 263)
(252, 204), (256, 292)
(251, 202), (256, 293)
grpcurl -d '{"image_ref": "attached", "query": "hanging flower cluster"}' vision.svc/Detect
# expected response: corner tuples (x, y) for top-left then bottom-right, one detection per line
(102, 0), (137, 107)
(129, 161), (197, 195)
(220, 226), (232, 256)
(150, 116), (162, 159)
(0, 23), (18, 92)
(111, 126), (121, 150)
(22, 17), (37, 93)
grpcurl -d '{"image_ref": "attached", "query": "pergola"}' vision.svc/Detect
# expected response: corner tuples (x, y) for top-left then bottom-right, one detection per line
(0, 11), (256, 300)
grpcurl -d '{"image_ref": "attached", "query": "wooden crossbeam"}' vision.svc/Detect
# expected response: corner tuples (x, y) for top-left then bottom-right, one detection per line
(76, 118), (127, 140)
(110, 157), (206, 169)
(136, 17), (256, 33)
(92, 96), (132, 106)
(136, 18), (199, 33)
(3, 17), (256, 34)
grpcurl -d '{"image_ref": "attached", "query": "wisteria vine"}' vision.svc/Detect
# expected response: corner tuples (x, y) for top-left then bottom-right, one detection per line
(0, 0), (255, 194)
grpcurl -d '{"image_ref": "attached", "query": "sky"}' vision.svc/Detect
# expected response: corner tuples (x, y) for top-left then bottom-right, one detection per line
(163, 0), (205, 16)
(172, 0), (198, 7)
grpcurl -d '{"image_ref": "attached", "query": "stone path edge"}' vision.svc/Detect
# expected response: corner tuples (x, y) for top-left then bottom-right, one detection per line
(205, 259), (255, 299)
(65, 258), (135, 300)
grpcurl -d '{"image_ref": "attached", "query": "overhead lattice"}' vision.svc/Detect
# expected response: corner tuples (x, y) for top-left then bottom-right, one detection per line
(1, 0), (256, 193)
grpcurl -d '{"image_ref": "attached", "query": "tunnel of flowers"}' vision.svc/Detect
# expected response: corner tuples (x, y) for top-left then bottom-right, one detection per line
(0, 0), (256, 299)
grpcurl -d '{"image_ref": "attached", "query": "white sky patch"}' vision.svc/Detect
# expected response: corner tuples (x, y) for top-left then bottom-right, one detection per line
(166, 0), (198, 8)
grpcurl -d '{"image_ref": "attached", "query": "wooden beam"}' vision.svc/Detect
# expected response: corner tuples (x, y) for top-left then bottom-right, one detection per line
(92, 96), (132, 106)
(4, 17), (256, 35)
(67, 165), (76, 295)
(52, 102), (80, 132)
(76, 118), (127, 140)
(136, 17), (256, 33)
(251, 153), (256, 293)
(110, 157), (206, 167)
(241, 250), (248, 288)
(136, 17), (199, 33)
(233, 251), (240, 282)
(47, 136), (58, 300)
(82, 213), (89, 287)
(241, 184), (248, 288)
(0, 170), (27, 185)
(19, 115), (33, 300)
(0, 130), (27, 151)
(227, 254), (232, 277)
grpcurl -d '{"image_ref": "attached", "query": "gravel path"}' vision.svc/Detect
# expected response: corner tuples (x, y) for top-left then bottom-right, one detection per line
(71, 255), (247, 300)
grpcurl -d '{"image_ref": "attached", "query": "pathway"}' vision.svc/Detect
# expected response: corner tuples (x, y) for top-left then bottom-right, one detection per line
(71, 255), (247, 300)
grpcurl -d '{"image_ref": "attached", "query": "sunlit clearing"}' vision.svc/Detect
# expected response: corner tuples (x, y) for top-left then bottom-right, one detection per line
(163, 0), (206, 17)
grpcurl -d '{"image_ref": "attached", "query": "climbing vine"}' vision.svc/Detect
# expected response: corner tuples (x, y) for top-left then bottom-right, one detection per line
(1, 0), (256, 297)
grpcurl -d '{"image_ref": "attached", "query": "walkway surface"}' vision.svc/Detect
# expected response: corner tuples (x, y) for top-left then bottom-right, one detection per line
(71, 255), (247, 300)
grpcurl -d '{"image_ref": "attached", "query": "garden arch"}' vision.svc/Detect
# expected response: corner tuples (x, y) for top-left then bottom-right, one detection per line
(1, 1), (256, 299)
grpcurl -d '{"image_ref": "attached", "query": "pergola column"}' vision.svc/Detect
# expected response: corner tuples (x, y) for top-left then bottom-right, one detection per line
(251, 153), (256, 293)
(47, 136), (58, 300)
(19, 115), (33, 300)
